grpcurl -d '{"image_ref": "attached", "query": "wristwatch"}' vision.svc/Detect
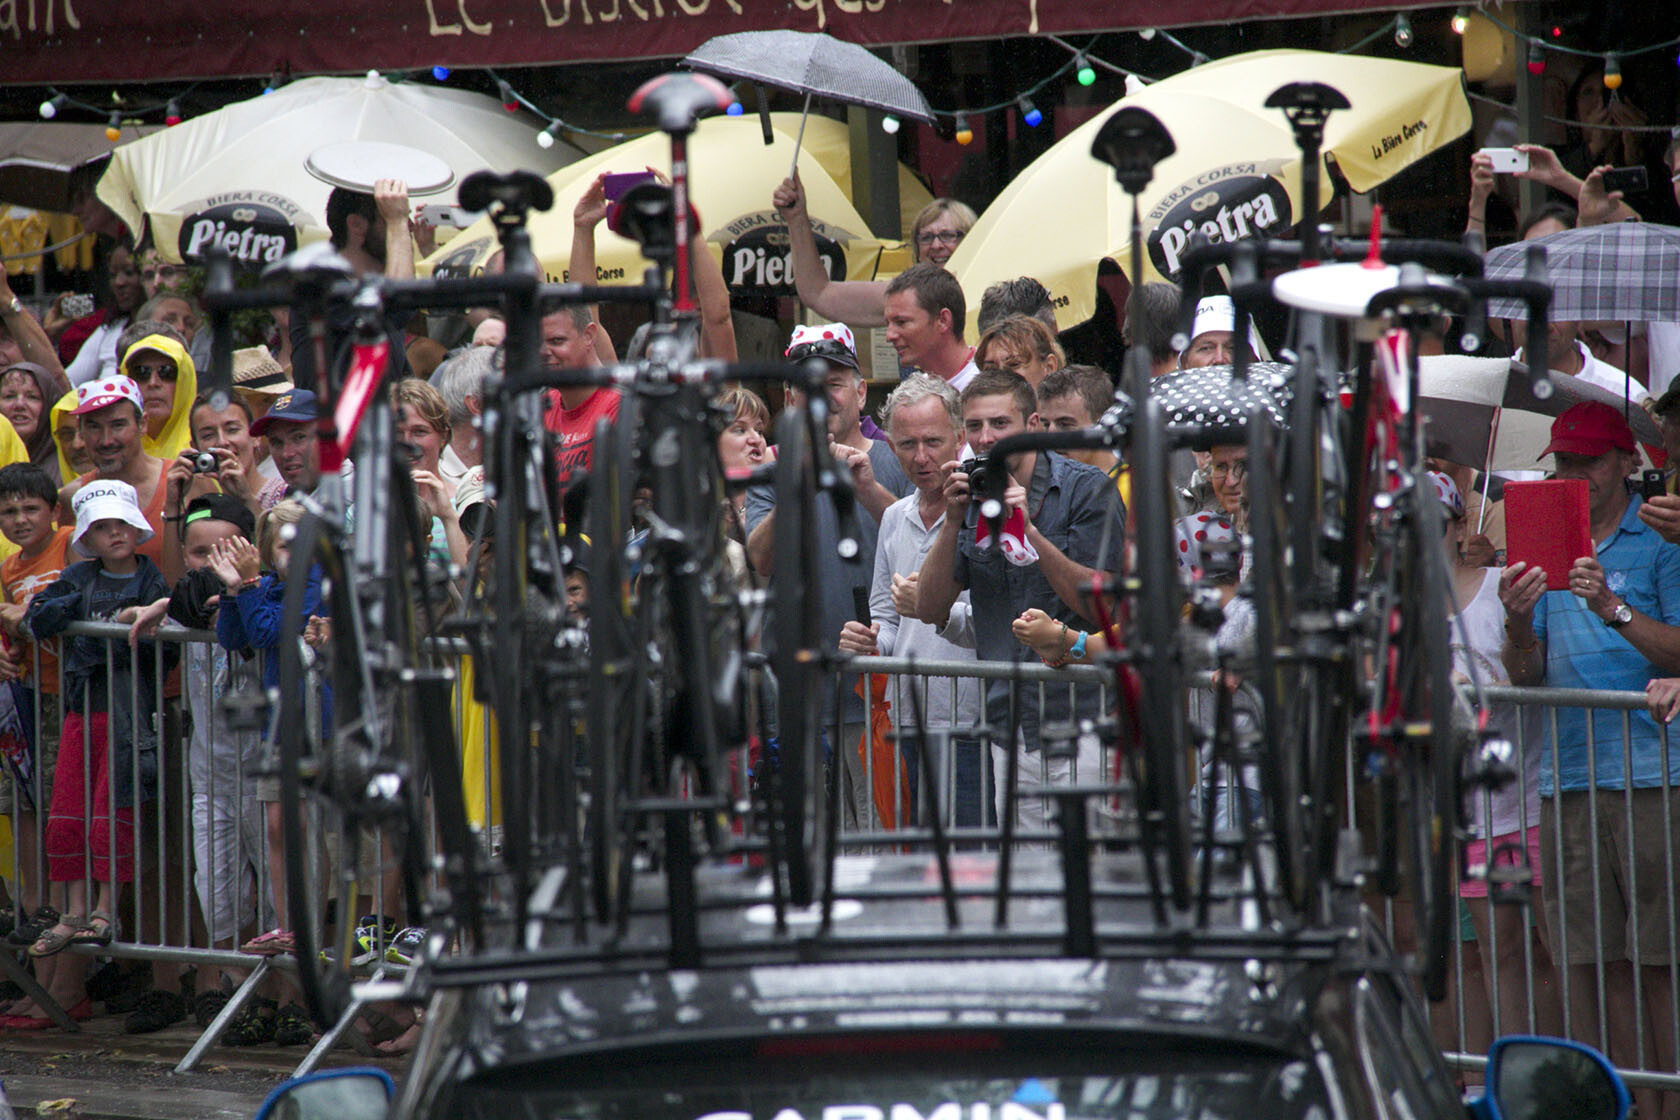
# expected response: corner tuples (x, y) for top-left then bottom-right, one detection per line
(1605, 601), (1634, 629)
(3, 296), (21, 316)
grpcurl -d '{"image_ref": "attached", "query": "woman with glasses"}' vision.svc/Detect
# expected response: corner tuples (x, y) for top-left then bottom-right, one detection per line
(117, 333), (198, 461)
(772, 172), (977, 329)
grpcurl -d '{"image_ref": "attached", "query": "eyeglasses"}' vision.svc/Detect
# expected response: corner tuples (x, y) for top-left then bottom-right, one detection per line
(130, 362), (178, 384)
(1209, 459), (1248, 483)
(915, 229), (965, 247)
(140, 265), (183, 282)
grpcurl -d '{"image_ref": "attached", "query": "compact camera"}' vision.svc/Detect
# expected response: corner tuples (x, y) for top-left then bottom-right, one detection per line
(191, 451), (218, 474)
(960, 457), (990, 495)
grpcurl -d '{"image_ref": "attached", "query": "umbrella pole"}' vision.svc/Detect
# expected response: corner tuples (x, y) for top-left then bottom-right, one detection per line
(790, 92), (812, 179)
(1478, 407), (1499, 536)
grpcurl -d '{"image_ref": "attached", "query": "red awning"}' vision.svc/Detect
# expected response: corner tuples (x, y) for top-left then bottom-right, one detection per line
(8, 0), (1440, 85)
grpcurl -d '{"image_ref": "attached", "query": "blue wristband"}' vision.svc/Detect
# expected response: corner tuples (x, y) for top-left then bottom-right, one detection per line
(1068, 630), (1088, 660)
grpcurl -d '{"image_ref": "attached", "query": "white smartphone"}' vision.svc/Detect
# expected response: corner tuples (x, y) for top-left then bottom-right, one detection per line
(416, 203), (474, 228)
(1478, 147), (1529, 174)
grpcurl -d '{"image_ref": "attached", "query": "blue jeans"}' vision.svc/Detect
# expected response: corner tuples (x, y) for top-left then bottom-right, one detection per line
(898, 734), (992, 829)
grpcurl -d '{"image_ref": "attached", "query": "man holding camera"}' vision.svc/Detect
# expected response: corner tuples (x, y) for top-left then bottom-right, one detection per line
(914, 369), (1126, 828)
(1500, 400), (1680, 1088)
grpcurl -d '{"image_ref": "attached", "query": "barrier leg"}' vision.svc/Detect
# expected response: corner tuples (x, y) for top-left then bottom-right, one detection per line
(0, 950), (75, 1031)
(172, 956), (273, 1074)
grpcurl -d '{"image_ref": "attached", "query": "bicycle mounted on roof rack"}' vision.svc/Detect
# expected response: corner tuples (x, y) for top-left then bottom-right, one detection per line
(201, 69), (1563, 1029)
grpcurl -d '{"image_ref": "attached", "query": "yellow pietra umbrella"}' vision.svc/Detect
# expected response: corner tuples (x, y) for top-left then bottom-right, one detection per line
(97, 73), (581, 270)
(948, 49), (1471, 330)
(420, 113), (931, 294)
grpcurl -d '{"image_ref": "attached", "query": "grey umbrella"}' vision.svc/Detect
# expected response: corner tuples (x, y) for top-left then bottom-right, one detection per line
(1484, 222), (1680, 322)
(684, 30), (933, 174)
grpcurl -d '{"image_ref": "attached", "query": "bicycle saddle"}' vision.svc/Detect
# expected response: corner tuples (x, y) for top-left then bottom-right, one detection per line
(627, 71), (735, 135)
(1263, 81), (1352, 116)
(459, 170), (554, 223)
(261, 241), (355, 293)
(1090, 107), (1175, 195)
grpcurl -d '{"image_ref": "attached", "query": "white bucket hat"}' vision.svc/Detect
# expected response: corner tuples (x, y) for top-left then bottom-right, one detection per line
(71, 479), (154, 557)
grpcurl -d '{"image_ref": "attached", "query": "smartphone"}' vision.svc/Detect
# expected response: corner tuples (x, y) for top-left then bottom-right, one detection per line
(60, 292), (94, 319)
(1477, 147), (1529, 174)
(603, 171), (657, 202)
(415, 203), (473, 228)
(1601, 166), (1649, 195)
(1643, 469), (1668, 500)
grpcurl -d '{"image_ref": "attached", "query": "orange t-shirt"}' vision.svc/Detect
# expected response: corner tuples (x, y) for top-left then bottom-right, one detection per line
(1, 527), (72, 693)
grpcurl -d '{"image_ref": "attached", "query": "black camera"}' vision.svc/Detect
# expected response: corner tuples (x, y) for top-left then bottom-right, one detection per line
(960, 457), (990, 495)
(191, 451), (218, 474)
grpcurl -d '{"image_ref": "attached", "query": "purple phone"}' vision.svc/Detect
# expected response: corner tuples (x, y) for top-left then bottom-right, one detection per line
(603, 171), (656, 202)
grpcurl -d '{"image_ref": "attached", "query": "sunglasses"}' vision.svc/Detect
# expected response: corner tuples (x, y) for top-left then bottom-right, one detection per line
(131, 362), (178, 384)
(787, 339), (856, 365)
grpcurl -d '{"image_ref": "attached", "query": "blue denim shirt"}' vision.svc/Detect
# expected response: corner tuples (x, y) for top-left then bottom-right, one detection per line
(953, 451), (1126, 751)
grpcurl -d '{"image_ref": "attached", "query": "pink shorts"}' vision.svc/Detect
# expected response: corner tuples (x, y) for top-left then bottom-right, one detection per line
(1460, 824), (1542, 899)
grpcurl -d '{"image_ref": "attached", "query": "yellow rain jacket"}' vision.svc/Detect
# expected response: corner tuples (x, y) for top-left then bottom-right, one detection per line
(118, 333), (198, 461)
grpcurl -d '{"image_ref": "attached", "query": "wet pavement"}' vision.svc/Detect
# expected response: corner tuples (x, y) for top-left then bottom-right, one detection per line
(0, 1010), (406, 1119)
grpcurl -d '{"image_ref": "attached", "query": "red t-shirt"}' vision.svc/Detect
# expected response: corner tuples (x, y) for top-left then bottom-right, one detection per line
(543, 388), (622, 492)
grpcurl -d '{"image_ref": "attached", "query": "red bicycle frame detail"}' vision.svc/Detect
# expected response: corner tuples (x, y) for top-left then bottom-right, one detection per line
(318, 338), (390, 474)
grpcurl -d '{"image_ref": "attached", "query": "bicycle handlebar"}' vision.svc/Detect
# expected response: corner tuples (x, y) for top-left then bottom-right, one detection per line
(973, 428), (1124, 543)
(1172, 233), (1487, 347)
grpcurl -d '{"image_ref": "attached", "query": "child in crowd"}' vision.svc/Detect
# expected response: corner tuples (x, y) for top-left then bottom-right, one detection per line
(14, 480), (171, 1024)
(128, 492), (275, 1035)
(0, 464), (73, 1024)
(212, 499), (318, 1045)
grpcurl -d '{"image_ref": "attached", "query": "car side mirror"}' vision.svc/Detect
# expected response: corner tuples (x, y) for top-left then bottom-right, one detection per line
(255, 1067), (394, 1120)
(1468, 1036), (1629, 1120)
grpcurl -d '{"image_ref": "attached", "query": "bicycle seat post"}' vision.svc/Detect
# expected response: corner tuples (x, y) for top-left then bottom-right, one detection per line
(1264, 82), (1350, 265)
(1090, 106), (1175, 404)
(628, 72), (736, 314)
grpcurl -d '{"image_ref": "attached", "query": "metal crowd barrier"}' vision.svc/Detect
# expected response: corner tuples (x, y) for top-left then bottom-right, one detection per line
(4, 626), (1679, 1097)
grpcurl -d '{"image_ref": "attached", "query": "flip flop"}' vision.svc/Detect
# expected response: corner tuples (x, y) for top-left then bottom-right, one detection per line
(0, 998), (93, 1029)
(240, 928), (296, 955)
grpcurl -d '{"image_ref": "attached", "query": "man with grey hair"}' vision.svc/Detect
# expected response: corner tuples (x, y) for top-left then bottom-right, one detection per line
(431, 345), (497, 490)
(838, 374), (986, 827)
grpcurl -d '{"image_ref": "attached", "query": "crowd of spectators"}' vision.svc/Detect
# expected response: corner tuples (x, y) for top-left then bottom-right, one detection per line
(0, 116), (1679, 1089)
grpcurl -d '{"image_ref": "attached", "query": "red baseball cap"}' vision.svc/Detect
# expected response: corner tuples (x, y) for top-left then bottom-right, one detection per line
(1539, 401), (1636, 460)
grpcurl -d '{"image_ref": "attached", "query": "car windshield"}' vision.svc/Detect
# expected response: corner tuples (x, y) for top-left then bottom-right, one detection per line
(445, 1049), (1333, 1120)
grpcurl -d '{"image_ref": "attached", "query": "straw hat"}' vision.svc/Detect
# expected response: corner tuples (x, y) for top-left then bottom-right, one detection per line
(232, 346), (293, 394)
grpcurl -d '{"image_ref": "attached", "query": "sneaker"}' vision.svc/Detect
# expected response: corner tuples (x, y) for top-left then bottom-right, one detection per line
(385, 926), (427, 966)
(272, 1002), (314, 1046)
(355, 914), (400, 957)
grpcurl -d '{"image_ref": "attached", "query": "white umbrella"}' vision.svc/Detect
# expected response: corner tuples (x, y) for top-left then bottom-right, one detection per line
(96, 72), (583, 269)
(1419, 354), (1659, 473)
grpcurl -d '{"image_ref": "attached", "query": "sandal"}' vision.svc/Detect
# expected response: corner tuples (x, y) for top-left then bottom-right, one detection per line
(28, 915), (90, 958)
(192, 988), (229, 1028)
(221, 996), (277, 1046)
(273, 1002), (314, 1047)
(69, 911), (115, 948)
(356, 1008), (411, 1047)
(124, 988), (187, 1034)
